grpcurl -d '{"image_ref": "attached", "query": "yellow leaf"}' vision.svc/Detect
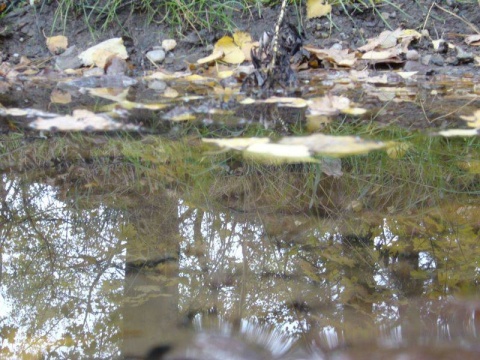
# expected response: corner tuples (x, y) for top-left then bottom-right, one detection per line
(232, 31), (252, 49)
(438, 129), (479, 137)
(214, 36), (245, 64)
(244, 143), (318, 164)
(197, 49), (224, 64)
(460, 110), (480, 128)
(306, 0), (332, 19)
(46, 35), (68, 54)
(233, 30), (254, 61)
(78, 38), (128, 68)
(203, 137), (270, 150)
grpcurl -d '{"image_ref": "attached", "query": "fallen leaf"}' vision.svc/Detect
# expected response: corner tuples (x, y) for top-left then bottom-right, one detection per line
(460, 110), (480, 128)
(280, 134), (387, 157)
(362, 47), (402, 60)
(203, 137), (270, 150)
(262, 97), (309, 108)
(303, 46), (357, 67)
(197, 50), (224, 64)
(306, 0), (332, 19)
(147, 70), (192, 80)
(233, 31), (254, 61)
(29, 109), (138, 131)
(244, 143), (318, 164)
(438, 129), (480, 137)
(358, 29), (402, 52)
(78, 38), (128, 68)
(465, 34), (480, 46)
(162, 39), (177, 52)
(308, 95), (365, 116)
(46, 35), (68, 54)
(214, 35), (245, 64)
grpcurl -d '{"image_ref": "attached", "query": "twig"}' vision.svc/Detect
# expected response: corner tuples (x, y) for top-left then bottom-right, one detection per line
(434, 3), (480, 34)
(267, 0), (289, 72)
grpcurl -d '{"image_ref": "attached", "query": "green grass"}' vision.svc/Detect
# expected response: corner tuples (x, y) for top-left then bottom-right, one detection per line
(50, 0), (264, 35)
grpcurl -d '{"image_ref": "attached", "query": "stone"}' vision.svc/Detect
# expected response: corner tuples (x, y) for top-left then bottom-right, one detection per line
(146, 49), (166, 64)
(406, 50), (419, 61)
(430, 54), (445, 66)
(455, 47), (474, 64)
(148, 80), (167, 91)
(55, 46), (82, 70)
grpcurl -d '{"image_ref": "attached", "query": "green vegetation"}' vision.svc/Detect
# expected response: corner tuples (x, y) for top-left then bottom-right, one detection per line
(50, 0), (264, 34)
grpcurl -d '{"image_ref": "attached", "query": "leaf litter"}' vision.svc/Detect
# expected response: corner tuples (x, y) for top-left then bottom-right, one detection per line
(0, 21), (478, 149)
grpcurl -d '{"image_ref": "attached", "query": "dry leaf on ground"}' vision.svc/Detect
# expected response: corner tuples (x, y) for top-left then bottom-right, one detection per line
(46, 35), (68, 54)
(303, 46), (357, 67)
(306, 0), (332, 19)
(198, 31), (253, 65)
(465, 34), (480, 46)
(460, 110), (480, 128)
(78, 38), (128, 68)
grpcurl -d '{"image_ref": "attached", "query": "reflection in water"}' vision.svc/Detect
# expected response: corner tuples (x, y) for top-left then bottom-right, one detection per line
(0, 172), (479, 359)
(0, 175), (125, 358)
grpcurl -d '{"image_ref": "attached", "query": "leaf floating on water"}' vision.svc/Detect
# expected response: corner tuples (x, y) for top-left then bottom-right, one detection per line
(203, 137), (270, 150)
(307, 95), (366, 116)
(306, 0), (332, 19)
(204, 134), (386, 161)
(438, 129), (480, 137)
(263, 97), (309, 108)
(89, 88), (129, 102)
(280, 134), (387, 157)
(239, 97), (309, 108)
(244, 143), (318, 164)
(29, 109), (139, 132)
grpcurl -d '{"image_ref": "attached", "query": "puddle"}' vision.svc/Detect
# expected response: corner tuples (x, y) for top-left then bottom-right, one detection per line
(0, 67), (479, 359)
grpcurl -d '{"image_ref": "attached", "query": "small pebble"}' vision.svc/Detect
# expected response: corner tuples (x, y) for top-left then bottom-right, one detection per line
(430, 54), (445, 66)
(406, 50), (419, 61)
(421, 55), (432, 65)
(148, 80), (167, 91)
(146, 49), (166, 64)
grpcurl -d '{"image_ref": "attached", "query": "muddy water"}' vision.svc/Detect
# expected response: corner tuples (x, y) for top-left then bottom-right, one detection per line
(0, 71), (479, 359)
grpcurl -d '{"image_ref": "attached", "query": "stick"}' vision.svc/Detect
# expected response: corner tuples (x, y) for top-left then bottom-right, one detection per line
(267, 0), (289, 72)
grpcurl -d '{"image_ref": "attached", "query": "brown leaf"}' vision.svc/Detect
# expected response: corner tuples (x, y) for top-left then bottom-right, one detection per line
(46, 35), (68, 54)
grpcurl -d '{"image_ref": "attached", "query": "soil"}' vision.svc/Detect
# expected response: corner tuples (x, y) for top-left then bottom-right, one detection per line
(1, 1), (479, 75)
